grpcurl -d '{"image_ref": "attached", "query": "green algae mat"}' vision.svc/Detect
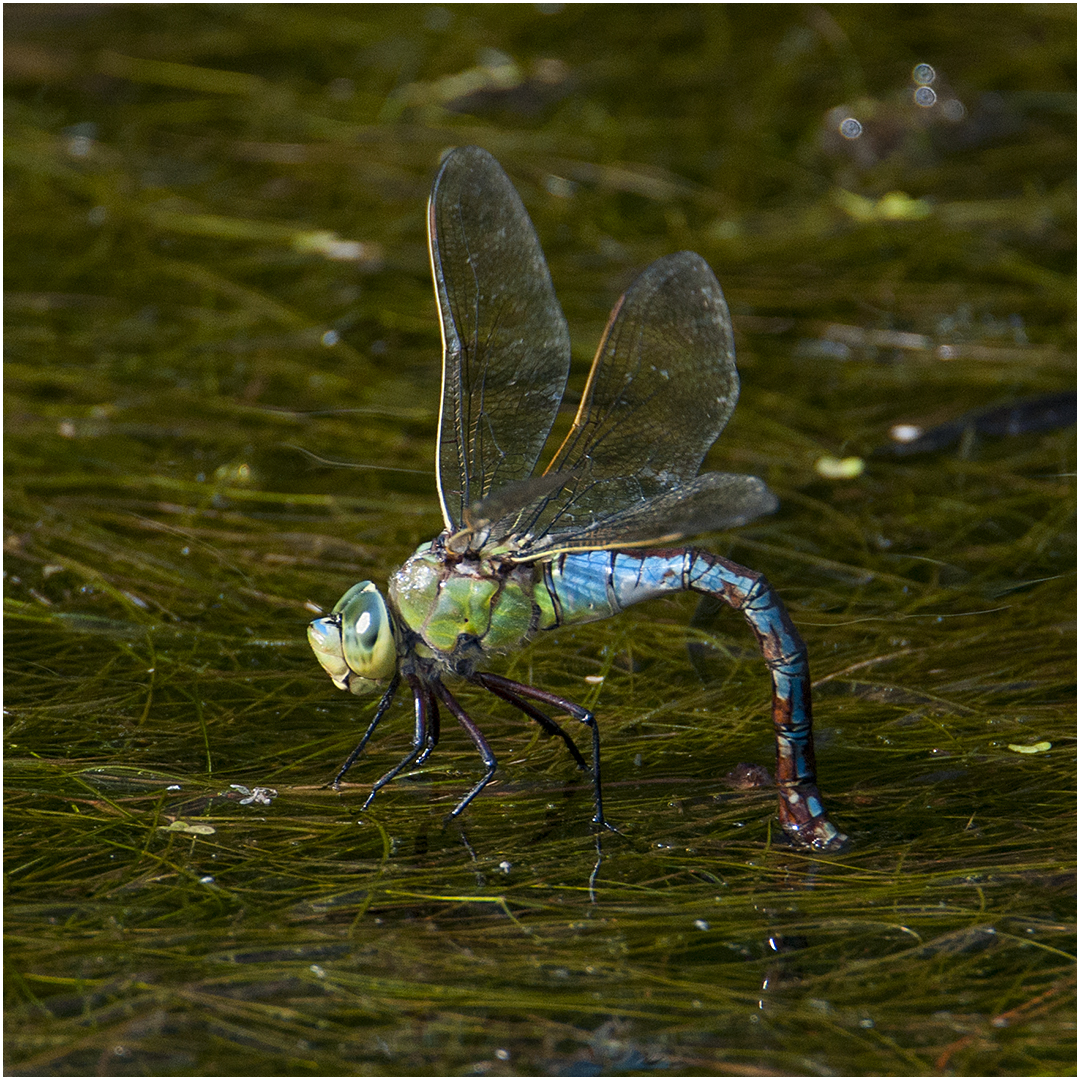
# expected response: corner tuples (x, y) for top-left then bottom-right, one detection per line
(5, 6), (1074, 1075)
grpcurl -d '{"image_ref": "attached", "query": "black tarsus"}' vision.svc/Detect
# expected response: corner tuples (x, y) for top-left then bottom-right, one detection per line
(358, 674), (437, 810)
(331, 672), (401, 788)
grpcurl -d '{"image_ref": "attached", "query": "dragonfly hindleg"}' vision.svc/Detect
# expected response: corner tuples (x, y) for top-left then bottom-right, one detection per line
(473, 672), (590, 773)
(474, 672), (614, 832)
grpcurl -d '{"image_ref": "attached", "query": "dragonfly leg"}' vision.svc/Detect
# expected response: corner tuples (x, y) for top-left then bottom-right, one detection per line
(473, 672), (615, 832)
(359, 674), (438, 811)
(472, 672), (590, 773)
(431, 680), (498, 817)
(413, 685), (442, 768)
(331, 673), (401, 788)
(687, 552), (847, 852)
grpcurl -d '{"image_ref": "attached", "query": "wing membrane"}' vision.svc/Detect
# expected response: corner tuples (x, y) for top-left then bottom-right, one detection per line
(429, 146), (571, 531)
(496, 472), (777, 560)
(549, 251), (737, 495)
(492, 251), (753, 552)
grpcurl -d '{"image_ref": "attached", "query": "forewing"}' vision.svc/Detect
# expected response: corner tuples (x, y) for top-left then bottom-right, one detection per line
(429, 146), (571, 531)
(501, 251), (739, 546)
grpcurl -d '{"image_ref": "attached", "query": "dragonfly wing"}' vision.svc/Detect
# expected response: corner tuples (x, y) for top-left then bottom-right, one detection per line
(549, 250), (736, 490)
(503, 472), (777, 559)
(500, 251), (741, 545)
(429, 146), (571, 531)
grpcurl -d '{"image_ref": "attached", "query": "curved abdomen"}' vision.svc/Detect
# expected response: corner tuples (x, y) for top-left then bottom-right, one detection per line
(541, 547), (845, 850)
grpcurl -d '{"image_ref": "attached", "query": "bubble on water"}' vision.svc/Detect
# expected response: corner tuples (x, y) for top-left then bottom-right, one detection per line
(912, 63), (936, 86)
(914, 86), (937, 108)
(839, 117), (863, 140)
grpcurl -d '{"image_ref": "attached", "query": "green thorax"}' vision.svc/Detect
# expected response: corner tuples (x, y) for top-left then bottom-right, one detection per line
(387, 539), (557, 670)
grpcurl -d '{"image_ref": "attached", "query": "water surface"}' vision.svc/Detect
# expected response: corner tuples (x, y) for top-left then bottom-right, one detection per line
(5, 6), (1074, 1075)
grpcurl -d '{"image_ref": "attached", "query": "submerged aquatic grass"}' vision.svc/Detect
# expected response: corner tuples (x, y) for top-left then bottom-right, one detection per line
(6, 5), (1074, 1075)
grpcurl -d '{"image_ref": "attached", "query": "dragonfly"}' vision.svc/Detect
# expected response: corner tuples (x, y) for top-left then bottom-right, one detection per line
(309, 146), (846, 852)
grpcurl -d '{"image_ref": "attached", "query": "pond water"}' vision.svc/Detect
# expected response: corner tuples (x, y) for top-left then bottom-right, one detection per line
(5, 6), (1075, 1076)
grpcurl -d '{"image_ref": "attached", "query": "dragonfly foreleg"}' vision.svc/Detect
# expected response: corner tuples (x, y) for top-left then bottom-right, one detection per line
(472, 672), (614, 832)
(359, 674), (439, 811)
(332, 672), (401, 788)
(472, 672), (590, 773)
(431, 680), (497, 817)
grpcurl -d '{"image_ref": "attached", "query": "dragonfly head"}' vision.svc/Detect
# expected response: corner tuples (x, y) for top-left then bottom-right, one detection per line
(308, 581), (398, 695)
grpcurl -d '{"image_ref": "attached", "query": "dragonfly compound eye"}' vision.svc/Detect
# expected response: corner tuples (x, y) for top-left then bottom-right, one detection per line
(336, 581), (398, 681)
(308, 581), (397, 693)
